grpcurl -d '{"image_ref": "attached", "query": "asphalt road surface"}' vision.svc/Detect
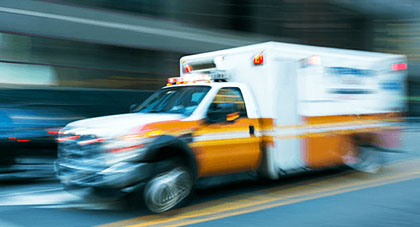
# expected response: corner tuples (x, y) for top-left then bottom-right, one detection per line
(0, 127), (419, 227)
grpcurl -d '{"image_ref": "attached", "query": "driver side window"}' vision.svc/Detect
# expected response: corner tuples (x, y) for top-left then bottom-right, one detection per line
(209, 87), (247, 117)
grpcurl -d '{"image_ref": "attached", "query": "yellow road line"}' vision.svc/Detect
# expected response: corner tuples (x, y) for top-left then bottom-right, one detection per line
(99, 173), (351, 227)
(164, 173), (419, 227)
(98, 159), (420, 227)
(129, 171), (420, 227)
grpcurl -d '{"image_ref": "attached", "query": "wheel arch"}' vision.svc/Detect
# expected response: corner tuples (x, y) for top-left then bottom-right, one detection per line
(144, 135), (198, 181)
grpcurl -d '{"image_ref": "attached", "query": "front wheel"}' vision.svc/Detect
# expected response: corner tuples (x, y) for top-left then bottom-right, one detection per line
(144, 166), (193, 213)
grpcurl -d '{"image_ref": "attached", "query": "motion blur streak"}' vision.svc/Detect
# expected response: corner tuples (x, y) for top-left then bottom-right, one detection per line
(0, 6), (242, 46)
(17, 140), (30, 142)
(78, 137), (107, 145)
(56, 135), (80, 142)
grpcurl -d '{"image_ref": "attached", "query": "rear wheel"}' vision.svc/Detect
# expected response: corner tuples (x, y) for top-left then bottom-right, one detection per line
(346, 145), (384, 173)
(144, 166), (193, 213)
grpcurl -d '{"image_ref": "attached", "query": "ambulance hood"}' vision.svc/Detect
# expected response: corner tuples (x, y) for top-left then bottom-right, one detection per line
(63, 113), (184, 137)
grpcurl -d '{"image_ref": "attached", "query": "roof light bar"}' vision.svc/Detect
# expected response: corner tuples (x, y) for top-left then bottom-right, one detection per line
(167, 77), (179, 86)
(168, 70), (229, 86)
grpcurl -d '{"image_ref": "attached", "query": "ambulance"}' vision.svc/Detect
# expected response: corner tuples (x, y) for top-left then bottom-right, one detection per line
(55, 42), (406, 213)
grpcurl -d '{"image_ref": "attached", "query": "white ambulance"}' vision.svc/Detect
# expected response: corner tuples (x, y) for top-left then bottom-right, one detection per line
(55, 42), (406, 213)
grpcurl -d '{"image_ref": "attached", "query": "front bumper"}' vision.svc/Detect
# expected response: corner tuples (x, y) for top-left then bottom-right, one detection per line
(55, 160), (154, 190)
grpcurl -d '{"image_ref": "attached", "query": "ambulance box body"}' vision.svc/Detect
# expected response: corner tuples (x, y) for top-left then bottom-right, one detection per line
(180, 42), (405, 178)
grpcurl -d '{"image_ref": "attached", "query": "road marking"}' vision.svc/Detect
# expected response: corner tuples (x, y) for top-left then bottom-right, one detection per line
(133, 172), (420, 227)
(99, 159), (420, 227)
(162, 174), (419, 227)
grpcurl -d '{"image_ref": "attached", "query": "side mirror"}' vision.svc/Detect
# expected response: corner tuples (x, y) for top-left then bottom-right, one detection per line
(129, 104), (140, 113)
(206, 102), (239, 123)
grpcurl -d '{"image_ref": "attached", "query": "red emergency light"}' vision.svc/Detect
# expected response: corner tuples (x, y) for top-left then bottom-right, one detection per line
(253, 54), (263, 65)
(17, 140), (30, 142)
(392, 63), (407, 71)
(184, 65), (192, 73)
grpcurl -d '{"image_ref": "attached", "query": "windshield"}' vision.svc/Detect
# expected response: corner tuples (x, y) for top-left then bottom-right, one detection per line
(136, 86), (211, 116)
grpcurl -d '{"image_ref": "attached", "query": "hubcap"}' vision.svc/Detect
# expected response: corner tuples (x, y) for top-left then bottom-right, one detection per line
(144, 167), (192, 213)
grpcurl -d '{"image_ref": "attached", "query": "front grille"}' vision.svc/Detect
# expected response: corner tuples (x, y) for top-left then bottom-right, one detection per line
(56, 133), (108, 185)
(58, 134), (105, 159)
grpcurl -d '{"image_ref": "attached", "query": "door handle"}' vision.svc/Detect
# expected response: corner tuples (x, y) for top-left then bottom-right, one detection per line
(249, 125), (255, 136)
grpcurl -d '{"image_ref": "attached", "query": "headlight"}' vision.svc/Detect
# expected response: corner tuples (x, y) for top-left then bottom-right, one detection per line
(100, 136), (151, 164)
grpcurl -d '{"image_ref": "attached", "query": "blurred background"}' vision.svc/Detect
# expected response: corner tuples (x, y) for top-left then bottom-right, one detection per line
(0, 0), (419, 179)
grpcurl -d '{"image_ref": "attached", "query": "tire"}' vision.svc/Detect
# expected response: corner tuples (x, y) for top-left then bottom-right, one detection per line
(346, 145), (384, 173)
(143, 166), (193, 213)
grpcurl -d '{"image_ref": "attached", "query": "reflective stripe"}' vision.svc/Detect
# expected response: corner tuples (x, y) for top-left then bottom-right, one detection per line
(262, 122), (400, 139)
(194, 131), (255, 142)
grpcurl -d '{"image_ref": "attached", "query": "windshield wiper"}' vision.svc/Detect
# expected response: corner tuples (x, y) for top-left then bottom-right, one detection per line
(148, 110), (164, 113)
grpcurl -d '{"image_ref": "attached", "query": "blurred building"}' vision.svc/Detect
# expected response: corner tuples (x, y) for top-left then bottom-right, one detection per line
(0, 0), (418, 115)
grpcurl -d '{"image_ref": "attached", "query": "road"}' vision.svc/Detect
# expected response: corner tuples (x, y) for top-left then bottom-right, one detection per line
(0, 127), (419, 227)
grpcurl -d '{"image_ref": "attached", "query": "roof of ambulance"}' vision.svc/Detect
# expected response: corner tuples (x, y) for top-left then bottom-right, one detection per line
(180, 41), (405, 62)
(163, 82), (242, 89)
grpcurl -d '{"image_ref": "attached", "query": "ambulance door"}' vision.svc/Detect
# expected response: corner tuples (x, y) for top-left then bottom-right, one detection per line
(194, 87), (261, 177)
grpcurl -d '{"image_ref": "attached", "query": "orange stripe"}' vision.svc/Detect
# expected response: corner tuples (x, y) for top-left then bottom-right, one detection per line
(303, 113), (402, 168)
(130, 114), (401, 175)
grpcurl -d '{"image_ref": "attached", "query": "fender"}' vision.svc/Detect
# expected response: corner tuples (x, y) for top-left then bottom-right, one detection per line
(143, 135), (198, 181)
